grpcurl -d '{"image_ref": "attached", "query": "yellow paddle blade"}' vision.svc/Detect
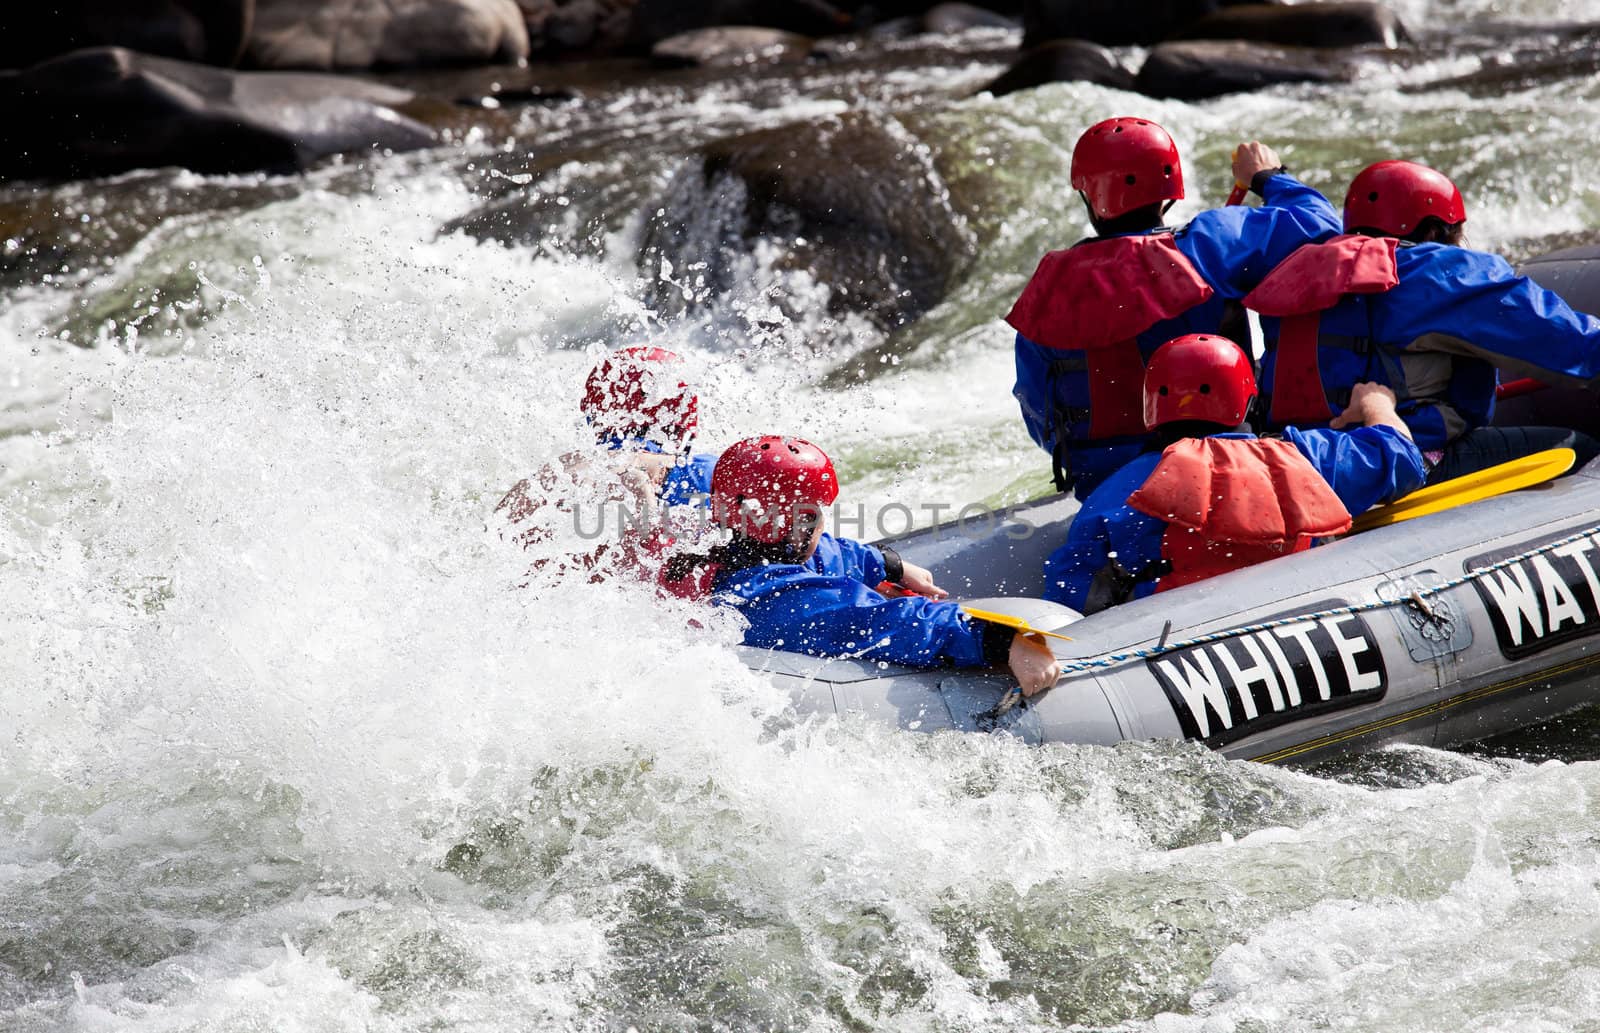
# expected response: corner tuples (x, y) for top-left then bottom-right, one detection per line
(1350, 447), (1575, 533)
(962, 606), (1075, 642)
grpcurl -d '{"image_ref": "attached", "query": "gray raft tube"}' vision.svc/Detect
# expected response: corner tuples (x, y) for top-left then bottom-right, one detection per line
(744, 460), (1600, 765)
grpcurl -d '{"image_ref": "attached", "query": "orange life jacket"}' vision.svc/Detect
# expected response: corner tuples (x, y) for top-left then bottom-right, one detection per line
(1126, 437), (1353, 592)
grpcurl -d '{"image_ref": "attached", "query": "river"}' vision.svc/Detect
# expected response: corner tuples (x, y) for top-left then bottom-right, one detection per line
(5, 3), (1600, 1029)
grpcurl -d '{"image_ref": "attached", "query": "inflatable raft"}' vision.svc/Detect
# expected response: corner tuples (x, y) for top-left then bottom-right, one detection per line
(744, 244), (1600, 764)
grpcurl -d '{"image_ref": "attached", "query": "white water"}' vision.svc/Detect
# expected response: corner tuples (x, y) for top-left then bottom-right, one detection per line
(5, 11), (1600, 1030)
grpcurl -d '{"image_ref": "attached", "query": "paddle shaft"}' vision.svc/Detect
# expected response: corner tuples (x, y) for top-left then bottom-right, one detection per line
(1349, 447), (1575, 533)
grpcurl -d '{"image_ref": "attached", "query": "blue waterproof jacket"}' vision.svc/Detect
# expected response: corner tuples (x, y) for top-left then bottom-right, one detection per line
(1256, 241), (1600, 450)
(660, 452), (718, 506)
(1013, 173), (1342, 499)
(712, 534), (1000, 668)
(1043, 426), (1427, 611)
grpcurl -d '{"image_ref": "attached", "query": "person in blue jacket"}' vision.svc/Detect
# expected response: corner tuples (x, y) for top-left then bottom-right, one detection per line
(663, 435), (1063, 698)
(1245, 159), (1600, 482)
(1045, 334), (1427, 613)
(498, 347), (717, 580)
(1008, 119), (1343, 500)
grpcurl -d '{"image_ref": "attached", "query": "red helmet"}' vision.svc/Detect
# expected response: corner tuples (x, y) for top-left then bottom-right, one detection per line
(1070, 117), (1185, 221)
(580, 347), (698, 449)
(711, 436), (839, 545)
(1343, 160), (1466, 237)
(1143, 334), (1256, 430)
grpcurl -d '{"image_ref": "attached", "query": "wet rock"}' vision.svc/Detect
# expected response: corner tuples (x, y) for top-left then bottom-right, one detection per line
(517, 0), (637, 53)
(0, 0), (255, 69)
(983, 39), (1131, 96)
(641, 112), (975, 330)
(924, 3), (1020, 32)
(0, 47), (436, 180)
(1023, 0), (1221, 47)
(1171, 2), (1408, 49)
(651, 27), (814, 67)
(245, 0), (529, 70)
(1405, 28), (1600, 96)
(1135, 38), (1357, 99)
(627, 0), (853, 51)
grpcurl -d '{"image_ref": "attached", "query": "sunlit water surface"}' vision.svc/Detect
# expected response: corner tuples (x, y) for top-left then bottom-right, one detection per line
(5, 6), (1600, 1030)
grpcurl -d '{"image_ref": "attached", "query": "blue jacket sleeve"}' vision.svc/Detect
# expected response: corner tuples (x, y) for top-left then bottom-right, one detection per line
(1042, 454), (1167, 610)
(1175, 173), (1342, 299)
(1043, 521), (1111, 611)
(714, 566), (992, 668)
(660, 452), (719, 507)
(1286, 425), (1427, 514)
(807, 534), (887, 586)
(1374, 245), (1600, 385)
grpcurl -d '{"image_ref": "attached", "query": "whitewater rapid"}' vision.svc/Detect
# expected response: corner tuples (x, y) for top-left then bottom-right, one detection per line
(6, 9), (1600, 1031)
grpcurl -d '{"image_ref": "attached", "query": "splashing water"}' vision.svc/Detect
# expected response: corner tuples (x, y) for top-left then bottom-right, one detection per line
(6, 13), (1600, 1030)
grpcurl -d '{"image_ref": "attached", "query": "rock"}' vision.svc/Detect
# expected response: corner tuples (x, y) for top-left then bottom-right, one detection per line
(640, 112), (975, 330)
(1023, 0), (1220, 47)
(626, 0), (853, 51)
(923, 3), (1020, 32)
(1405, 28), (1600, 96)
(1171, 2), (1408, 49)
(245, 0), (529, 70)
(0, 47), (436, 180)
(517, 0), (637, 53)
(983, 39), (1131, 96)
(1135, 39), (1357, 99)
(651, 27), (814, 67)
(0, 0), (254, 69)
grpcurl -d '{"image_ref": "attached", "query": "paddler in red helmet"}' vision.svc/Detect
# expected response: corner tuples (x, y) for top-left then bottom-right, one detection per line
(496, 347), (718, 580)
(663, 435), (1062, 697)
(1246, 159), (1600, 481)
(1008, 118), (1343, 501)
(1044, 334), (1427, 613)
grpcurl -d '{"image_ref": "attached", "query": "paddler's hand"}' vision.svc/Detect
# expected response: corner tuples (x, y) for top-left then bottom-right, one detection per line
(1232, 141), (1283, 192)
(1008, 634), (1060, 697)
(1332, 381), (1411, 438)
(897, 560), (948, 599)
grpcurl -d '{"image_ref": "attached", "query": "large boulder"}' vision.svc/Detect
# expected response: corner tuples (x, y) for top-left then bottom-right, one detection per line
(1170, 2), (1408, 49)
(983, 39), (1131, 96)
(245, 0), (529, 69)
(640, 112), (976, 329)
(1135, 39), (1357, 98)
(1023, 0), (1221, 47)
(0, 47), (436, 180)
(0, 0), (254, 69)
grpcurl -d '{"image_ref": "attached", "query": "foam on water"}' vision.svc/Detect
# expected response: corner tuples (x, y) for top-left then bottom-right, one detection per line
(7, 18), (1600, 1031)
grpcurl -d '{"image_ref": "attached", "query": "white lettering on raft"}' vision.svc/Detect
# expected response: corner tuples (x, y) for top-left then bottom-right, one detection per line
(1472, 530), (1600, 657)
(1150, 613), (1386, 741)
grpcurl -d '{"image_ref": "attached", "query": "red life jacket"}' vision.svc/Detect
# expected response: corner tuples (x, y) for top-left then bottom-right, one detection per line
(1126, 437), (1352, 592)
(1006, 233), (1215, 439)
(1242, 234), (1400, 425)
